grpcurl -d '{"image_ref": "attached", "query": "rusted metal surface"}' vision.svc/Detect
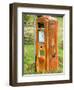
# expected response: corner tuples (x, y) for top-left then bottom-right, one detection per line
(36, 16), (58, 73)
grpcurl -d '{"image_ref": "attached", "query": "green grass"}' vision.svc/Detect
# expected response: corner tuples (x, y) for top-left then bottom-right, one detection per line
(24, 44), (36, 74)
(57, 17), (63, 73)
(24, 44), (34, 64)
(57, 47), (63, 73)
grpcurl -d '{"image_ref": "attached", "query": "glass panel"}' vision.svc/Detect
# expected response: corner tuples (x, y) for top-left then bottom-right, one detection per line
(40, 50), (45, 56)
(39, 31), (44, 43)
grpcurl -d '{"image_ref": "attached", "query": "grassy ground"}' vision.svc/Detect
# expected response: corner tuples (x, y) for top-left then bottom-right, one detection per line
(57, 17), (63, 73)
(24, 44), (35, 74)
(24, 16), (63, 74)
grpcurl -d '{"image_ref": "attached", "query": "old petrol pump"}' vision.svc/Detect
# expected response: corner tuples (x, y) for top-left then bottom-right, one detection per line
(36, 16), (58, 73)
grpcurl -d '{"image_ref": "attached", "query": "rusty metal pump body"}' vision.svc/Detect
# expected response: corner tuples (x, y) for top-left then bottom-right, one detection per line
(36, 16), (58, 73)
